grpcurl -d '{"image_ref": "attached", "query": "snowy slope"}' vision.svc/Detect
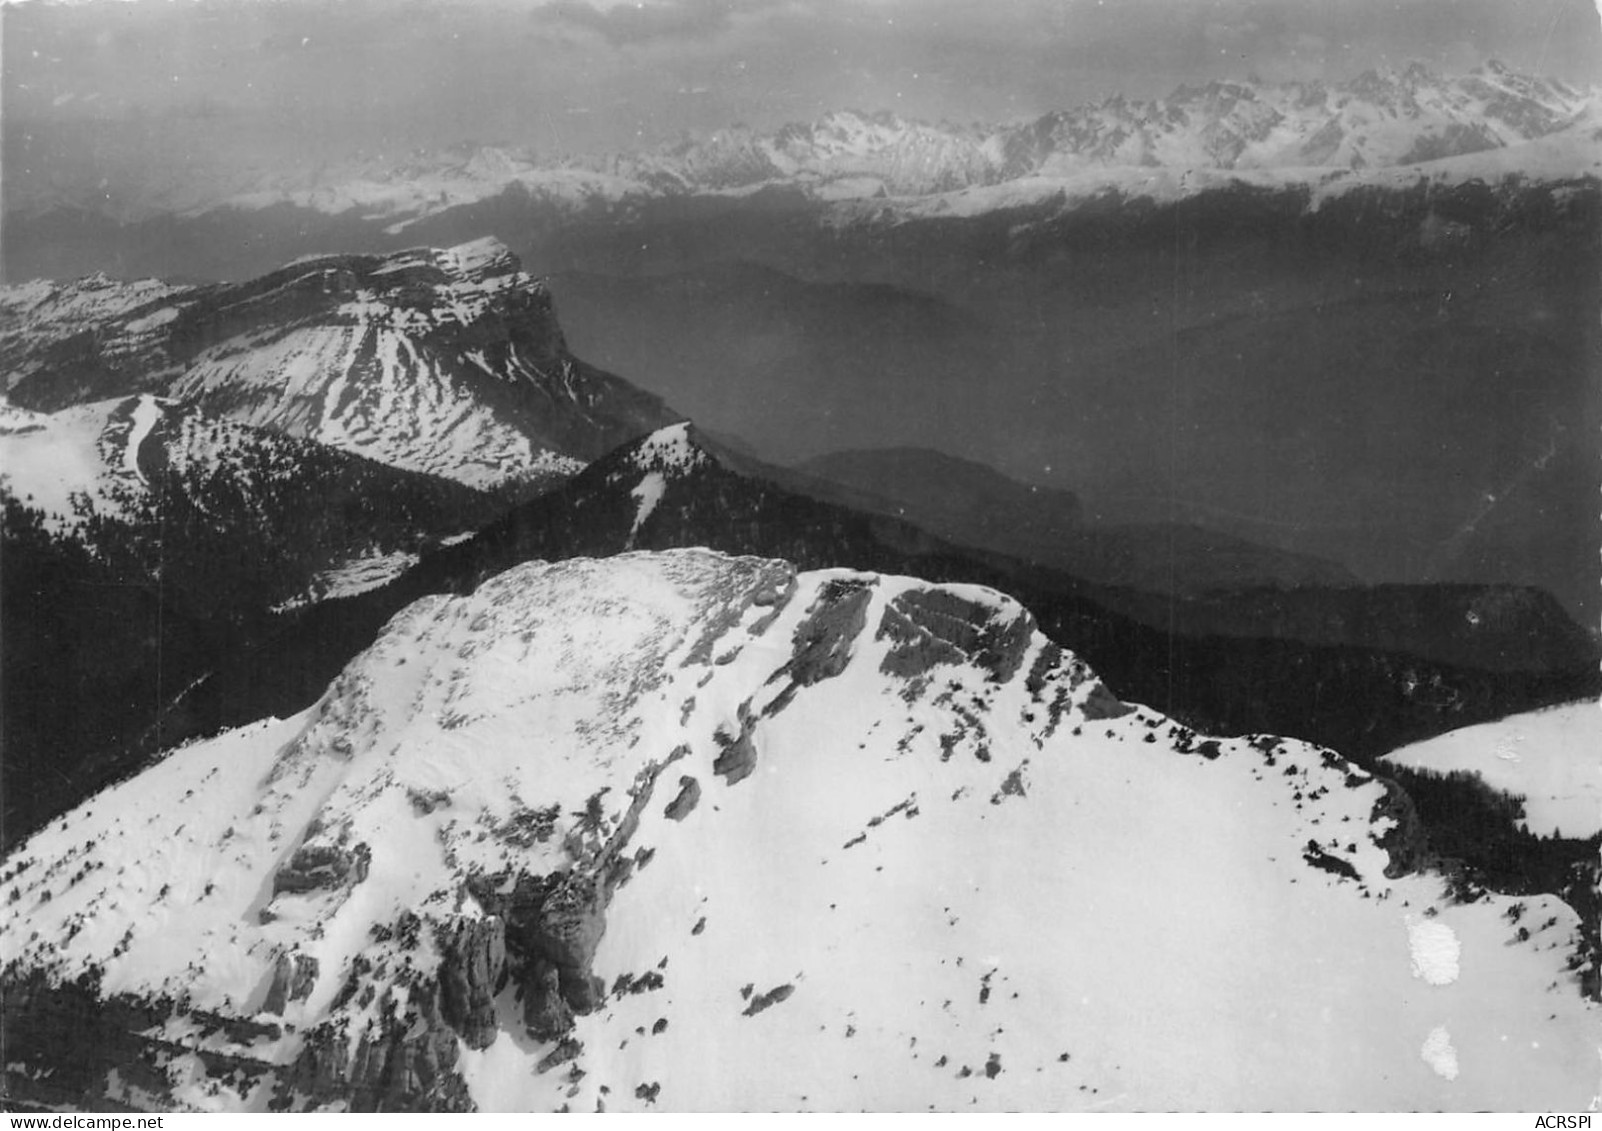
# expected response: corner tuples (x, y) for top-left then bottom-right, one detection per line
(0, 394), (273, 531)
(0, 393), (490, 606)
(1383, 699), (1602, 838)
(1, 238), (679, 495)
(0, 398), (135, 527)
(2, 550), (1595, 1112)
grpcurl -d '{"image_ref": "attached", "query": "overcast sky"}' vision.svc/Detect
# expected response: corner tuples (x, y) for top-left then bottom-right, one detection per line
(5, 0), (1600, 161)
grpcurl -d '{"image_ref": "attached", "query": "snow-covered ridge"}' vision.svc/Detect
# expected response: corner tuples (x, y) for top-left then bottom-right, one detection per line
(2, 549), (1594, 1111)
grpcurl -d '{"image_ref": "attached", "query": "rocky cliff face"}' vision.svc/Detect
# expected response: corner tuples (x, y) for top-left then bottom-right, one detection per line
(1, 550), (1595, 1111)
(1, 237), (680, 495)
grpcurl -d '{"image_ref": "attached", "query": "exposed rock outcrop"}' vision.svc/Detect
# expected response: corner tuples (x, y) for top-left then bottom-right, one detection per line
(521, 960), (575, 1042)
(663, 775), (701, 820)
(1079, 679), (1133, 720)
(878, 586), (1035, 684)
(263, 952), (321, 1016)
(462, 869), (611, 1041)
(518, 874), (608, 1012)
(787, 577), (876, 685)
(713, 710), (760, 786)
(271, 841), (371, 896)
(765, 577), (877, 716)
(274, 983), (471, 1113)
(435, 917), (507, 1049)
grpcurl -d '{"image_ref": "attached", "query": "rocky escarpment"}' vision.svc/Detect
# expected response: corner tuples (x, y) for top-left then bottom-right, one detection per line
(1, 237), (681, 495)
(434, 918), (505, 1048)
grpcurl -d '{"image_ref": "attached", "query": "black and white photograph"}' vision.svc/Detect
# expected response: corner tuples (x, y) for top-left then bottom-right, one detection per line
(1, 0), (1598, 1112)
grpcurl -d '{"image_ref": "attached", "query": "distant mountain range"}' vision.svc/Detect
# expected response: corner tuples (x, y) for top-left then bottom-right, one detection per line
(581, 60), (1595, 200)
(5, 62), (1595, 235)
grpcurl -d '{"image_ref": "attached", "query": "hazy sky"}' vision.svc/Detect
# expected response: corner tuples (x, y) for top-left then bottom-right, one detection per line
(5, 0), (1601, 162)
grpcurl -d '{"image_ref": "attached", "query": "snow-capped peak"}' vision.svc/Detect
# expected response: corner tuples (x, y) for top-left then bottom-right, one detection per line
(614, 424), (710, 546)
(623, 423), (710, 476)
(2, 549), (1595, 1111)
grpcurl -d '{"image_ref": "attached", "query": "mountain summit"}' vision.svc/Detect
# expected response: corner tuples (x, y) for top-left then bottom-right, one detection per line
(2, 549), (1594, 1111)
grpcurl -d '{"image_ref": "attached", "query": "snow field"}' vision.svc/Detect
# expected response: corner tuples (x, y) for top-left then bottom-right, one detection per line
(1384, 699), (1602, 838)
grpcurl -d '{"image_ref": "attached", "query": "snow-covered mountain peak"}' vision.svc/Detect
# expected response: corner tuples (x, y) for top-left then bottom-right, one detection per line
(594, 424), (716, 545)
(3, 549), (1596, 1111)
(618, 422), (710, 477)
